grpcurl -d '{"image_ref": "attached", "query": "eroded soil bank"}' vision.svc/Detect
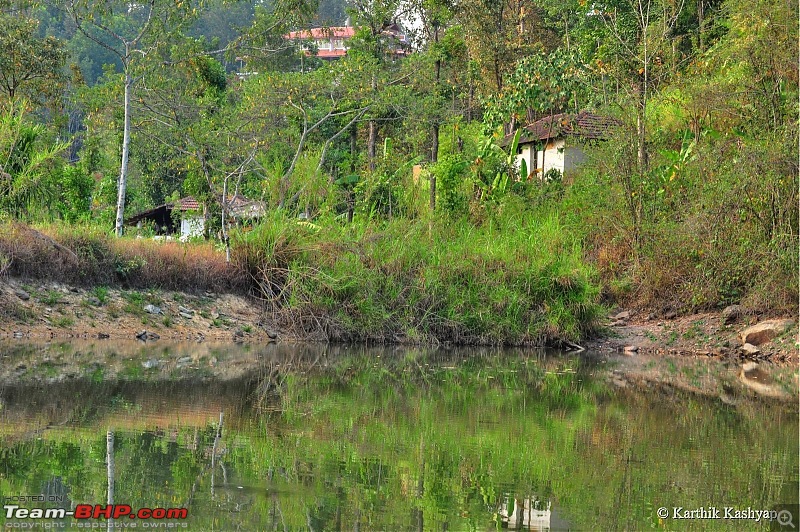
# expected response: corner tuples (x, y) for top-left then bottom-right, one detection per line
(1, 276), (797, 403)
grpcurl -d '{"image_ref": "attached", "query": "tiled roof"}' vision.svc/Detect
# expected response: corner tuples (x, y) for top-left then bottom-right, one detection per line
(176, 196), (200, 211)
(286, 27), (356, 40)
(504, 111), (622, 146)
(317, 49), (348, 58)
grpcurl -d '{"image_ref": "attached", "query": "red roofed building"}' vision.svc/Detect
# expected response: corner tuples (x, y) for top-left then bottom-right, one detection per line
(286, 26), (355, 59)
(285, 22), (408, 60)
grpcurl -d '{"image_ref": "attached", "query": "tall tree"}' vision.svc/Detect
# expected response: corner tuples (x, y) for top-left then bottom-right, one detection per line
(597, 0), (686, 171)
(65, 0), (196, 236)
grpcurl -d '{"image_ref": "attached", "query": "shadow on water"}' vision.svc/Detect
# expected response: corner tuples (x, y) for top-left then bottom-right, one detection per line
(0, 341), (797, 530)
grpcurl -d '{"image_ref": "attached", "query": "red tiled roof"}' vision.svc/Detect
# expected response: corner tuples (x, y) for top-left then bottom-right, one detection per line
(286, 27), (356, 40)
(317, 49), (348, 58)
(504, 111), (622, 146)
(176, 196), (200, 211)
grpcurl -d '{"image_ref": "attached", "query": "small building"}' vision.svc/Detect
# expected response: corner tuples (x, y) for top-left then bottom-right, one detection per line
(127, 197), (205, 239)
(505, 111), (620, 180)
(126, 195), (265, 240)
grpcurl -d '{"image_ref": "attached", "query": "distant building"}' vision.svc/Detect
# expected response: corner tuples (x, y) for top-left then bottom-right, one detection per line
(285, 21), (409, 60)
(503, 111), (621, 179)
(126, 195), (265, 240)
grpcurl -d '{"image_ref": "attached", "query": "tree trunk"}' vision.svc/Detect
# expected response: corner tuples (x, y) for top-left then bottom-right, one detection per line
(430, 28), (441, 212)
(637, 84), (648, 172)
(350, 124), (357, 173)
(221, 179), (230, 263)
(368, 121), (377, 171)
(698, 0), (704, 52)
(106, 430), (115, 506)
(115, 58), (132, 237)
(368, 74), (377, 171)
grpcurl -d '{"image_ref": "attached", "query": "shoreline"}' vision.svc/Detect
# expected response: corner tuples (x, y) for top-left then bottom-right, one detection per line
(2, 275), (797, 363)
(1, 273), (797, 404)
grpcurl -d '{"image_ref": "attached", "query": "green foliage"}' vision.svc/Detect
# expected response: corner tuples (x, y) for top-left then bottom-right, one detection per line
(234, 206), (602, 345)
(55, 165), (94, 222)
(0, 101), (68, 219)
(0, 11), (67, 102)
(432, 154), (469, 215)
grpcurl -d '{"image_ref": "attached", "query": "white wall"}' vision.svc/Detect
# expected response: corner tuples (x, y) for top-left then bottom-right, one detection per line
(515, 145), (536, 179)
(517, 138), (591, 180)
(538, 138), (566, 177)
(180, 216), (205, 240)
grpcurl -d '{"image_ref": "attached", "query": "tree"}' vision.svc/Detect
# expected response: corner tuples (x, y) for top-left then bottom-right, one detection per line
(0, 100), (68, 218)
(597, 0), (687, 171)
(456, 0), (560, 94)
(0, 9), (67, 103)
(65, 0), (196, 236)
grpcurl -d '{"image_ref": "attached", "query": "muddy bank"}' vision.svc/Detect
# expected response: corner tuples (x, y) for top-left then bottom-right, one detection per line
(586, 308), (797, 364)
(0, 276), (275, 343)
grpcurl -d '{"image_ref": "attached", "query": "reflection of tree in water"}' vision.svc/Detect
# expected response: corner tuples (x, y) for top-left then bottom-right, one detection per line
(0, 345), (795, 530)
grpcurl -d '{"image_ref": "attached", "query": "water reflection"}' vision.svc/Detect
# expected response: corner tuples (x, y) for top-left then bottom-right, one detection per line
(498, 496), (551, 530)
(0, 342), (796, 530)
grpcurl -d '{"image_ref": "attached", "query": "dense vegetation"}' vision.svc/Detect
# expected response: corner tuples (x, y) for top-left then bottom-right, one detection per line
(0, 0), (796, 343)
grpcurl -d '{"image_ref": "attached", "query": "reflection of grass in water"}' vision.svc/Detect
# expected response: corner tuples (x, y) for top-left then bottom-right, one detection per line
(0, 350), (796, 531)
(666, 360), (678, 374)
(119, 360), (144, 380)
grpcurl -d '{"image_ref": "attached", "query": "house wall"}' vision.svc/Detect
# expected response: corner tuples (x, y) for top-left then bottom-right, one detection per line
(515, 145), (536, 179)
(538, 138), (566, 177)
(180, 216), (205, 240)
(516, 138), (590, 181)
(563, 145), (588, 177)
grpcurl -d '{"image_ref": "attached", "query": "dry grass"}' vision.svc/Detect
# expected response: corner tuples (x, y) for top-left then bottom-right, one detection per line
(0, 222), (249, 294)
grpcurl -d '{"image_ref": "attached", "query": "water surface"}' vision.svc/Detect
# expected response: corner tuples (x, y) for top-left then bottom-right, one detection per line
(0, 342), (797, 530)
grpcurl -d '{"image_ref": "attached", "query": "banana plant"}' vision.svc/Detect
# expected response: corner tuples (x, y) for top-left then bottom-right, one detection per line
(473, 129), (525, 202)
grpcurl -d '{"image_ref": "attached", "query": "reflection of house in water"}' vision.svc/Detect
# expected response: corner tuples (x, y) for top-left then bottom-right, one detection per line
(126, 195), (265, 240)
(498, 497), (551, 530)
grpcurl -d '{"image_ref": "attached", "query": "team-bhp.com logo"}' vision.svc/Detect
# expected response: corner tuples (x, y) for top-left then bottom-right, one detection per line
(5, 504), (188, 520)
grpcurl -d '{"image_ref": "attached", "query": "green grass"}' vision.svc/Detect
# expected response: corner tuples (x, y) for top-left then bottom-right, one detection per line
(233, 208), (604, 345)
(53, 316), (74, 328)
(90, 286), (110, 305)
(39, 290), (62, 305)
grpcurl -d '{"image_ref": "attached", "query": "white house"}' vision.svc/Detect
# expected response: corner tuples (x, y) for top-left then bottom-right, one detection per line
(505, 111), (620, 180)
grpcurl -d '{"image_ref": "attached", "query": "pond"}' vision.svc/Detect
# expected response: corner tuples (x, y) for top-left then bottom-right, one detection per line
(0, 342), (797, 530)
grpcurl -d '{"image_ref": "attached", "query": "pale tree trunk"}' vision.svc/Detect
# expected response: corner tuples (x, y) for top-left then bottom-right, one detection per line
(107, 430), (115, 528)
(115, 54), (132, 237)
(367, 74), (377, 171)
(429, 26), (441, 213)
(221, 179), (230, 263)
(637, 61), (648, 173)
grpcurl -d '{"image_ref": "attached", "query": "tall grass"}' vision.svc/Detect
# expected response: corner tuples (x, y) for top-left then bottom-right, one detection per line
(0, 222), (248, 293)
(233, 207), (602, 345)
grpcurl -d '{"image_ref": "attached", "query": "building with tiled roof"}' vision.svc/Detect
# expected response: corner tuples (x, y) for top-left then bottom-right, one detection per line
(285, 22), (408, 60)
(126, 195), (265, 240)
(503, 111), (621, 180)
